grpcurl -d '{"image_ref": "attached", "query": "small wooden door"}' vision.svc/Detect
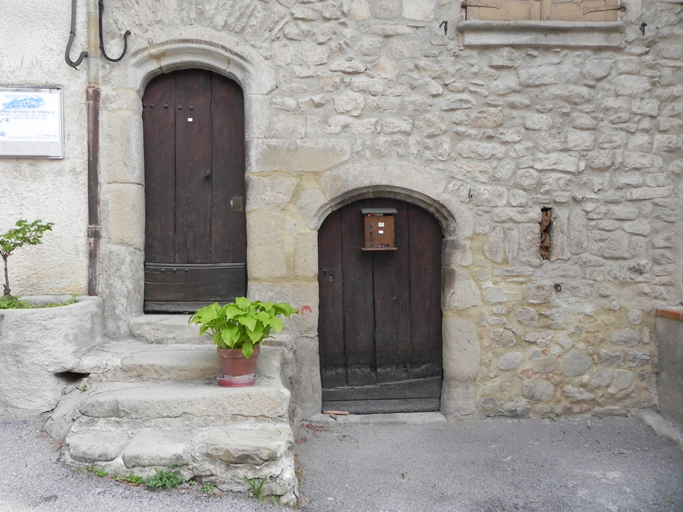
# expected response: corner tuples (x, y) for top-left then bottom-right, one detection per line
(143, 70), (246, 313)
(318, 199), (443, 413)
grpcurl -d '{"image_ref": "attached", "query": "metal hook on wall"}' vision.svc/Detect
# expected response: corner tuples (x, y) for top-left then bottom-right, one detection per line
(98, 0), (131, 63)
(65, 0), (88, 69)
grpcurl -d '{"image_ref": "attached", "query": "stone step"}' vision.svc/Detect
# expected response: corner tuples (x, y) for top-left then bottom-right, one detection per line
(130, 314), (210, 344)
(63, 425), (297, 503)
(74, 342), (284, 384)
(77, 380), (290, 422)
(46, 340), (298, 504)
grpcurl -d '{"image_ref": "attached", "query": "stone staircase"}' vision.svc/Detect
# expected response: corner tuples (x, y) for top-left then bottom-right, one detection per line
(45, 316), (298, 504)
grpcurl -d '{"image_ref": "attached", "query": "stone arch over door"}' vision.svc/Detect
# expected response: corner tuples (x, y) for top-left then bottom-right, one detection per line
(97, 36), (275, 337)
(308, 182), (481, 419)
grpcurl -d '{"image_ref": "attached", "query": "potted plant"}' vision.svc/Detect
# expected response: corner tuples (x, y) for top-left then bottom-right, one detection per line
(188, 297), (298, 387)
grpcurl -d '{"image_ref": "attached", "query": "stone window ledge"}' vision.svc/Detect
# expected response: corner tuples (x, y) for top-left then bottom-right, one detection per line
(657, 308), (683, 322)
(457, 20), (624, 48)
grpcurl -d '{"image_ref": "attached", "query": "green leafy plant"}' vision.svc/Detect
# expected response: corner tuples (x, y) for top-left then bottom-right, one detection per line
(189, 297), (298, 358)
(201, 482), (215, 493)
(0, 294), (29, 309)
(0, 219), (53, 297)
(114, 473), (145, 485)
(146, 468), (184, 489)
(241, 477), (267, 502)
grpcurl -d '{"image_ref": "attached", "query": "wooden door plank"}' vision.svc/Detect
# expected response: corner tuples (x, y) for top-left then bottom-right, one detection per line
(211, 74), (247, 263)
(322, 376), (442, 401)
(318, 209), (347, 389)
(372, 199), (411, 384)
(143, 73), (176, 264)
(408, 204), (443, 380)
(144, 263), (246, 301)
(174, 70), (213, 264)
(321, 398), (440, 414)
(341, 200), (376, 386)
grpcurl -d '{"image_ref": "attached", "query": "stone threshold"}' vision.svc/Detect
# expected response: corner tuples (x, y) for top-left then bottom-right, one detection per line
(657, 308), (683, 322)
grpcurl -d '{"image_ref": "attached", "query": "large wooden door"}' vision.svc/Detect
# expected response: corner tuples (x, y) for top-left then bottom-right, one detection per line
(318, 199), (443, 413)
(143, 70), (246, 313)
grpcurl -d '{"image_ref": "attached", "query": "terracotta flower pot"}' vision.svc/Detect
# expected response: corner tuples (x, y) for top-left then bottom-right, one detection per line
(216, 346), (260, 387)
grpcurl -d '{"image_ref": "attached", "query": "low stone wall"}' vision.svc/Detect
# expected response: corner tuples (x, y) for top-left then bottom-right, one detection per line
(656, 309), (683, 425)
(0, 296), (103, 412)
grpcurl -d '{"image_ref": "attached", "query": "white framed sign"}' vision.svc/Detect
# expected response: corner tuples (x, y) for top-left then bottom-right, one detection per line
(0, 87), (64, 159)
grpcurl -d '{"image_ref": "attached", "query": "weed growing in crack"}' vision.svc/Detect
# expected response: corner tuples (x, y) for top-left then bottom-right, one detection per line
(146, 468), (185, 490)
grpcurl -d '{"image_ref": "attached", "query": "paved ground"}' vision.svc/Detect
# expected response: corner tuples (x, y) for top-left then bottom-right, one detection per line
(295, 413), (683, 512)
(1, 408), (682, 512)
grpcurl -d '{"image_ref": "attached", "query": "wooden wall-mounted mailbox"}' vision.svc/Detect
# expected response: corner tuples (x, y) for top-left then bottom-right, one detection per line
(361, 208), (398, 251)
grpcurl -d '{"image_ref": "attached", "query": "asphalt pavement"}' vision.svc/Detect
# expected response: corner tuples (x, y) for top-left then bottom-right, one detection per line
(1, 407), (682, 512)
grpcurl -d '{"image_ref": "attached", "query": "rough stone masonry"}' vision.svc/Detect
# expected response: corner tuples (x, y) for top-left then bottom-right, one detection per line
(3, 0), (682, 420)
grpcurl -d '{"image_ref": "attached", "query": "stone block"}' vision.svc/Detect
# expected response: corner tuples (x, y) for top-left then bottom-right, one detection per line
(334, 92), (365, 116)
(490, 328), (517, 348)
(562, 385), (595, 402)
(248, 281), (319, 336)
(497, 352), (524, 371)
(523, 380), (555, 401)
(294, 232), (318, 279)
(403, 0), (435, 20)
(562, 351), (593, 377)
(483, 226), (505, 264)
(513, 307), (538, 326)
(524, 113), (552, 131)
(247, 211), (288, 279)
(533, 153), (580, 173)
(443, 317), (480, 382)
(588, 231), (630, 259)
(518, 67), (558, 87)
(471, 109), (503, 128)
(105, 184), (145, 250)
(123, 429), (192, 467)
(611, 329), (640, 347)
(615, 75), (652, 96)
(249, 139), (351, 173)
(492, 397), (530, 418)
(457, 141), (506, 160)
(546, 85), (593, 105)
(592, 368), (613, 387)
(628, 350), (650, 367)
(67, 430), (130, 463)
(522, 331), (553, 348)
(246, 175), (299, 211)
(102, 111), (144, 185)
(442, 268), (482, 311)
(202, 428), (293, 465)
(614, 370), (634, 390)
(532, 356), (558, 373)
(523, 282), (554, 304)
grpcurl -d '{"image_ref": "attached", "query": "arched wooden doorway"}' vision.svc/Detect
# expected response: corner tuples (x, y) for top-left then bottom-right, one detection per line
(142, 69), (246, 313)
(318, 198), (443, 413)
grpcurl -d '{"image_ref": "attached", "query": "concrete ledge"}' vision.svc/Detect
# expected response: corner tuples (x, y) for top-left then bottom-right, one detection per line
(457, 20), (624, 47)
(636, 409), (683, 450)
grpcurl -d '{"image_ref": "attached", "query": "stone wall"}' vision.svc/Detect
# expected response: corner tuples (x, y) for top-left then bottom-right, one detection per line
(5, 0), (682, 419)
(0, 0), (89, 295)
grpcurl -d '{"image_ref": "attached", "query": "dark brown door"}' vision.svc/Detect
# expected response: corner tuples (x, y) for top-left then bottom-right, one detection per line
(318, 199), (443, 413)
(143, 70), (246, 313)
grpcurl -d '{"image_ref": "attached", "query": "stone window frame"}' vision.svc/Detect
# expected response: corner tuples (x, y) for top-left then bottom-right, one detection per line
(457, 0), (640, 47)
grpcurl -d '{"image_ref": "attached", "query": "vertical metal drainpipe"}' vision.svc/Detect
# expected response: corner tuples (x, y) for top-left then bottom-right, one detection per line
(86, 0), (101, 296)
